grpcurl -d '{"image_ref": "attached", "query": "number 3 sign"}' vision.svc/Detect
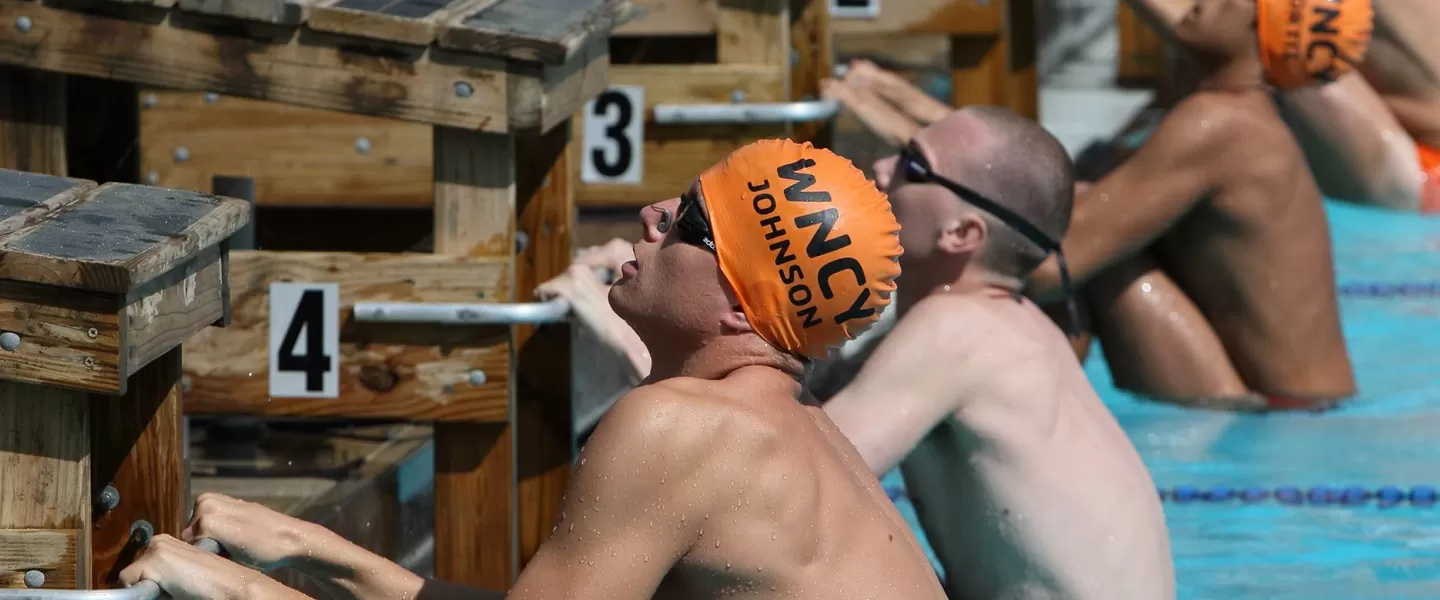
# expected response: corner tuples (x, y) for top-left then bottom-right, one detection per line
(582, 86), (645, 185)
(269, 282), (339, 398)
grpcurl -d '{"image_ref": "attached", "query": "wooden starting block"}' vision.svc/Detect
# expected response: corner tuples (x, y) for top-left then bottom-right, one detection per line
(570, 0), (833, 216)
(0, 169), (245, 590)
(0, 0), (626, 592)
(831, 0), (1038, 120)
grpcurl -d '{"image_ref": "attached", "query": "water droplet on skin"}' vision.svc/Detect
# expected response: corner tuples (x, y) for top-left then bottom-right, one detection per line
(715, 540), (720, 548)
(771, 533), (776, 540)
(569, 524), (575, 532)
(725, 562), (732, 570)
(644, 555), (649, 563)
(1200, 120), (1211, 129)
(660, 478), (665, 485)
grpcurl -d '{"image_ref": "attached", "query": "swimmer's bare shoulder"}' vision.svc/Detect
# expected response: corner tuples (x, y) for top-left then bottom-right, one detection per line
(512, 373), (853, 598)
(508, 382), (743, 598)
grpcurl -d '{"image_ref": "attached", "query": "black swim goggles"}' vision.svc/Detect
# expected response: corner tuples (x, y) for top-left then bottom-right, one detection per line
(896, 144), (1081, 333)
(657, 187), (717, 253)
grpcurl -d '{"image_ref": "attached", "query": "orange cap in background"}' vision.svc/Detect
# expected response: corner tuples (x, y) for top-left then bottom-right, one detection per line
(1257, 0), (1373, 90)
(700, 140), (902, 360)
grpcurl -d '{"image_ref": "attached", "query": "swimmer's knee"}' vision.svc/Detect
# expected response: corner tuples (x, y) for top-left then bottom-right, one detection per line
(1082, 253), (1164, 309)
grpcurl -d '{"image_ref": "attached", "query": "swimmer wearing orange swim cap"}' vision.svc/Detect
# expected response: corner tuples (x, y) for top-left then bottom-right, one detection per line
(700, 139), (902, 359)
(1257, 0), (1373, 90)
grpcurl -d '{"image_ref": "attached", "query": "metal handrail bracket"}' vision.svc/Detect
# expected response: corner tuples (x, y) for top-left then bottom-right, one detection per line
(0, 539), (221, 600)
(652, 99), (840, 126)
(352, 299), (571, 325)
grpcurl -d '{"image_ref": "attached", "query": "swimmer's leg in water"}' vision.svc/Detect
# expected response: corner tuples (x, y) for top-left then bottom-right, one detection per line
(1083, 252), (1271, 411)
(1275, 73), (1425, 211)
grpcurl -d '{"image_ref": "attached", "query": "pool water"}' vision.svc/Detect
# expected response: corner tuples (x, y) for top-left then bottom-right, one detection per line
(1086, 201), (1440, 599)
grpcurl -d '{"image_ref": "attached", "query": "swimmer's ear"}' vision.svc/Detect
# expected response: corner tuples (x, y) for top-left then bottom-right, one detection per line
(937, 214), (986, 256)
(718, 276), (754, 333)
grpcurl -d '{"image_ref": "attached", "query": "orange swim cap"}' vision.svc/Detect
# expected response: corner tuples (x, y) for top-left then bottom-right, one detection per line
(700, 140), (902, 360)
(1257, 0), (1372, 90)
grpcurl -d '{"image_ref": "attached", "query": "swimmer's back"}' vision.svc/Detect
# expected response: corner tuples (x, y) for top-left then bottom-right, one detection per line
(885, 293), (1174, 600)
(573, 368), (946, 600)
(1149, 91), (1355, 398)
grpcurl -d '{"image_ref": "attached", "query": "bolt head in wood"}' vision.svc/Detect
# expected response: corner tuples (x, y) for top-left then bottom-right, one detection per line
(174, 146), (190, 162)
(23, 570), (43, 588)
(0, 331), (19, 351)
(468, 370), (487, 386)
(355, 137), (372, 154)
(15, 16), (31, 33)
(455, 81), (474, 98)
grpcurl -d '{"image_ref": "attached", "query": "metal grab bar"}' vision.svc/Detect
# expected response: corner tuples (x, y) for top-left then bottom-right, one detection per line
(652, 99), (839, 125)
(0, 539), (222, 600)
(352, 299), (571, 325)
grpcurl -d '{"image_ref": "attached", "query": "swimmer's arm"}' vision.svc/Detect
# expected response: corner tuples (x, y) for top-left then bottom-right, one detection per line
(508, 389), (715, 599)
(822, 78), (924, 147)
(824, 302), (980, 474)
(1028, 98), (1232, 301)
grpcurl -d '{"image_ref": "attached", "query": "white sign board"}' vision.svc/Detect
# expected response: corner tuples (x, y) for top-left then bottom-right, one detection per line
(268, 282), (339, 398)
(830, 0), (879, 18)
(581, 85), (645, 185)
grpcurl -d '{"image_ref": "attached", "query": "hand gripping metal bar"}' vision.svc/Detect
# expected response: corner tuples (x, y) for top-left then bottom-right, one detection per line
(0, 539), (222, 600)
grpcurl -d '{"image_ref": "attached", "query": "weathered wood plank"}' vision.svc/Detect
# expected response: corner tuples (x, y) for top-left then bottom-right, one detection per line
(176, 0), (312, 25)
(0, 0), (513, 131)
(0, 182), (248, 294)
(89, 348), (185, 588)
(507, 34), (609, 134)
(126, 252), (228, 378)
(717, 0), (785, 66)
(432, 128), (515, 589)
(789, 0), (832, 145)
(613, 63), (784, 110)
(575, 123), (785, 207)
(0, 169), (94, 239)
(513, 122), (573, 568)
(138, 90), (434, 208)
(614, 0), (713, 36)
(0, 529), (80, 589)
(0, 66), (67, 176)
(0, 281), (125, 395)
(0, 386), (89, 590)
(308, 0), (498, 46)
(829, 0), (1002, 36)
(437, 0), (632, 65)
(181, 250), (513, 422)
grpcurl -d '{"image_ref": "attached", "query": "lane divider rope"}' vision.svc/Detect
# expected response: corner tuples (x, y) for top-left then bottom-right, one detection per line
(1337, 281), (1440, 298)
(1158, 485), (1437, 506)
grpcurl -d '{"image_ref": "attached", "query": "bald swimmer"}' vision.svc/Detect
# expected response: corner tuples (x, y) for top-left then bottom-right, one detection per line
(1133, 0), (1440, 213)
(118, 140), (948, 600)
(1023, 0), (1369, 411)
(535, 107), (1176, 597)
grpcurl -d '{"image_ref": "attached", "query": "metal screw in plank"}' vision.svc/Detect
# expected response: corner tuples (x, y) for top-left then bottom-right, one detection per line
(468, 370), (487, 386)
(14, 16), (31, 33)
(0, 331), (19, 352)
(515, 231), (529, 254)
(730, 89), (746, 104)
(455, 81), (473, 98)
(143, 94), (157, 109)
(355, 137), (372, 154)
(174, 146), (190, 162)
(146, 171), (160, 185)
(203, 92), (219, 104)
(22, 570), (43, 588)
(130, 520), (155, 546)
(96, 485), (120, 512)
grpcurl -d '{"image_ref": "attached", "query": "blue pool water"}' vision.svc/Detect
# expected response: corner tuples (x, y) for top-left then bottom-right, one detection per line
(1087, 201), (1440, 599)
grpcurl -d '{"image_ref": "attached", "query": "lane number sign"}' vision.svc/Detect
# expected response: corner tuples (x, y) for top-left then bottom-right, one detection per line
(582, 85), (645, 185)
(830, 0), (879, 18)
(269, 282), (339, 398)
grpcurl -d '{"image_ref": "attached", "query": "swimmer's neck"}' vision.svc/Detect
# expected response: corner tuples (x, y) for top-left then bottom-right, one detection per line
(642, 334), (805, 386)
(898, 270), (1021, 316)
(1193, 54), (1267, 93)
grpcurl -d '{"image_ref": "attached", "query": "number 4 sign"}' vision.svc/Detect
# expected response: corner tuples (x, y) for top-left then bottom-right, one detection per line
(582, 85), (645, 185)
(269, 282), (339, 398)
